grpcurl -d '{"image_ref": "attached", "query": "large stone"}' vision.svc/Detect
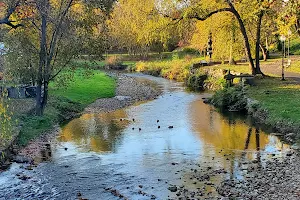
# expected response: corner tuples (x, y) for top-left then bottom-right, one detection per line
(168, 185), (178, 192)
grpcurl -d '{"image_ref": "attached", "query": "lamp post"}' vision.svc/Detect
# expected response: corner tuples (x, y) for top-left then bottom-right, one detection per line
(280, 35), (286, 81)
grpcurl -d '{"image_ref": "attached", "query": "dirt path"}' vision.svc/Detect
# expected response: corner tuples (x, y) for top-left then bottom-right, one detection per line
(260, 55), (300, 82)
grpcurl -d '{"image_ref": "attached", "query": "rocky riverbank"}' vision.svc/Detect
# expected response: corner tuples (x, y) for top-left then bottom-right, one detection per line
(3, 73), (162, 168)
(217, 150), (300, 199)
(85, 73), (162, 113)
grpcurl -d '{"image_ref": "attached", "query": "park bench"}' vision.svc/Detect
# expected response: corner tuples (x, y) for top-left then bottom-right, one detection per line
(224, 70), (254, 87)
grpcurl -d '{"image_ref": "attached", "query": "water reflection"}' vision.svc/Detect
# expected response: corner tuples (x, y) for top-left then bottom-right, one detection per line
(189, 99), (290, 180)
(59, 110), (130, 152)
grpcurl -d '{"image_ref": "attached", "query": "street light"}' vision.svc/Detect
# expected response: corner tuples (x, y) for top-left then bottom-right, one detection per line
(280, 35), (286, 81)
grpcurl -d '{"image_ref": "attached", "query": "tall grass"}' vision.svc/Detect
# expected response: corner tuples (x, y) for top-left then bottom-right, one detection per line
(136, 57), (204, 81)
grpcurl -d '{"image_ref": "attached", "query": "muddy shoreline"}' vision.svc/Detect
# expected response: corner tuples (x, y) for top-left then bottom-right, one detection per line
(2, 73), (162, 168)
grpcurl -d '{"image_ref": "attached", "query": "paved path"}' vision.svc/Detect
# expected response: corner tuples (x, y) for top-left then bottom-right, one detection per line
(260, 56), (300, 82)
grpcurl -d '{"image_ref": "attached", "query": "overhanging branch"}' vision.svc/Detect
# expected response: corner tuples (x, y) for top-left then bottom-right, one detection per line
(162, 7), (233, 21)
(0, 0), (23, 29)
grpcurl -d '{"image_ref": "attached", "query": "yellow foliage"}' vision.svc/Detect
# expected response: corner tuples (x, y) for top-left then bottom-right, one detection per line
(136, 62), (147, 72)
(71, 3), (84, 15)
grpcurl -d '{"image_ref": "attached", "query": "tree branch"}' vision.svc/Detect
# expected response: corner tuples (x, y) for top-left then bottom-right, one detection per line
(0, 0), (23, 29)
(162, 7), (232, 21)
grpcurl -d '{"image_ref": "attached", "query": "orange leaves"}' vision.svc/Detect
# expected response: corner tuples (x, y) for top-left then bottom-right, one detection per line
(15, 5), (36, 19)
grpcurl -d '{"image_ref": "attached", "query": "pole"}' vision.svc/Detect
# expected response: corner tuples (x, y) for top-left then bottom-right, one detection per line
(282, 40), (285, 81)
(288, 36), (290, 59)
(284, 40), (286, 58)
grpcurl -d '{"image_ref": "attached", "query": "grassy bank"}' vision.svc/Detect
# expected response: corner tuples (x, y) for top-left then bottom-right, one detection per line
(247, 77), (300, 126)
(136, 57), (204, 81)
(210, 76), (300, 139)
(16, 69), (116, 146)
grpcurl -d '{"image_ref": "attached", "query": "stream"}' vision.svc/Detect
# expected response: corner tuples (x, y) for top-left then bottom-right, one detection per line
(0, 74), (291, 199)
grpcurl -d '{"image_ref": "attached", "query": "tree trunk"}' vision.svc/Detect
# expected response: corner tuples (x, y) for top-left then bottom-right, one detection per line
(255, 11), (264, 75)
(36, 1), (48, 116)
(296, 19), (300, 37)
(227, 3), (256, 75)
(260, 44), (268, 61)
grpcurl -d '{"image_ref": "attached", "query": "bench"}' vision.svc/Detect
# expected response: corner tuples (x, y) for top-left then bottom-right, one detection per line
(224, 70), (254, 87)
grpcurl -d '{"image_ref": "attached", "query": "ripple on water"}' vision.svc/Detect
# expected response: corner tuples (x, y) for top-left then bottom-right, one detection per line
(0, 74), (291, 199)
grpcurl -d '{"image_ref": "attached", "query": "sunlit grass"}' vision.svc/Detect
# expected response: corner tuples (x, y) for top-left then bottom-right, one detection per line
(203, 64), (251, 74)
(286, 60), (300, 73)
(50, 69), (116, 104)
(136, 57), (205, 81)
(247, 77), (300, 123)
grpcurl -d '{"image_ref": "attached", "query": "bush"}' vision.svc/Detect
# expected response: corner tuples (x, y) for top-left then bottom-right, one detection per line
(186, 73), (208, 91)
(173, 47), (200, 59)
(210, 85), (247, 112)
(105, 56), (127, 70)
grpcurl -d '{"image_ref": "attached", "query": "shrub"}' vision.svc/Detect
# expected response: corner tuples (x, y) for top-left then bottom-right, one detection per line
(105, 55), (122, 66)
(105, 56), (126, 70)
(210, 85), (247, 112)
(186, 73), (208, 91)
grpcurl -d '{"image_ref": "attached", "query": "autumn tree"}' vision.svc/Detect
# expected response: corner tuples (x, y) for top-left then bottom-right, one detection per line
(108, 0), (193, 55)
(160, 0), (282, 75)
(1, 0), (111, 115)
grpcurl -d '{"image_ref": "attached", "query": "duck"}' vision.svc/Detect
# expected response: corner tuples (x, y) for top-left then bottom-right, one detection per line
(77, 192), (88, 200)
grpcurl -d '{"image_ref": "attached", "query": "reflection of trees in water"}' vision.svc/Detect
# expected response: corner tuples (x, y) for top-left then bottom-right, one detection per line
(189, 100), (270, 155)
(59, 110), (130, 152)
(188, 100), (289, 179)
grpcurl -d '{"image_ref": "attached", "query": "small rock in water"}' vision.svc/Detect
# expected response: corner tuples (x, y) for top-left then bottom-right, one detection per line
(168, 185), (177, 192)
(18, 175), (31, 181)
(13, 155), (33, 164)
(157, 120), (159, 123)
(132, 127), (135, 130)
(133, 118), (135, 121)
(139, 128), (142, 131)
(64, 147), (68, 151)
(168, 126), (174, 129)
(158, 126), (160, 129)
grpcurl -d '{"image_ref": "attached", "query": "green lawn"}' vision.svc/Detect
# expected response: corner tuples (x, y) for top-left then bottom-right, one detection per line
(17, 69), (116, 146)
(50, 69), (116, 104)
(247, 77), (300, 124)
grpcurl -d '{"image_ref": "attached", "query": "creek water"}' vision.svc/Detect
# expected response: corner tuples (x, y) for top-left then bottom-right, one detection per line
(0, 74), (291, 199)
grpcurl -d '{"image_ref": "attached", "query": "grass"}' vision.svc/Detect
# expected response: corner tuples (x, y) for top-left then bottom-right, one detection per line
(286, 60), (300, 73)
(202, 63), (251, 74)
(136, 57), (205, 81)
(50, 69), (116, 104)
(16, 69), (116, 146)
(247, 77), (300, 124)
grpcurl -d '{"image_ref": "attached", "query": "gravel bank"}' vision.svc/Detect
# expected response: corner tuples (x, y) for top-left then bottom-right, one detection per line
(85, 73), (162, 113)
(217, 150), (300, 199)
